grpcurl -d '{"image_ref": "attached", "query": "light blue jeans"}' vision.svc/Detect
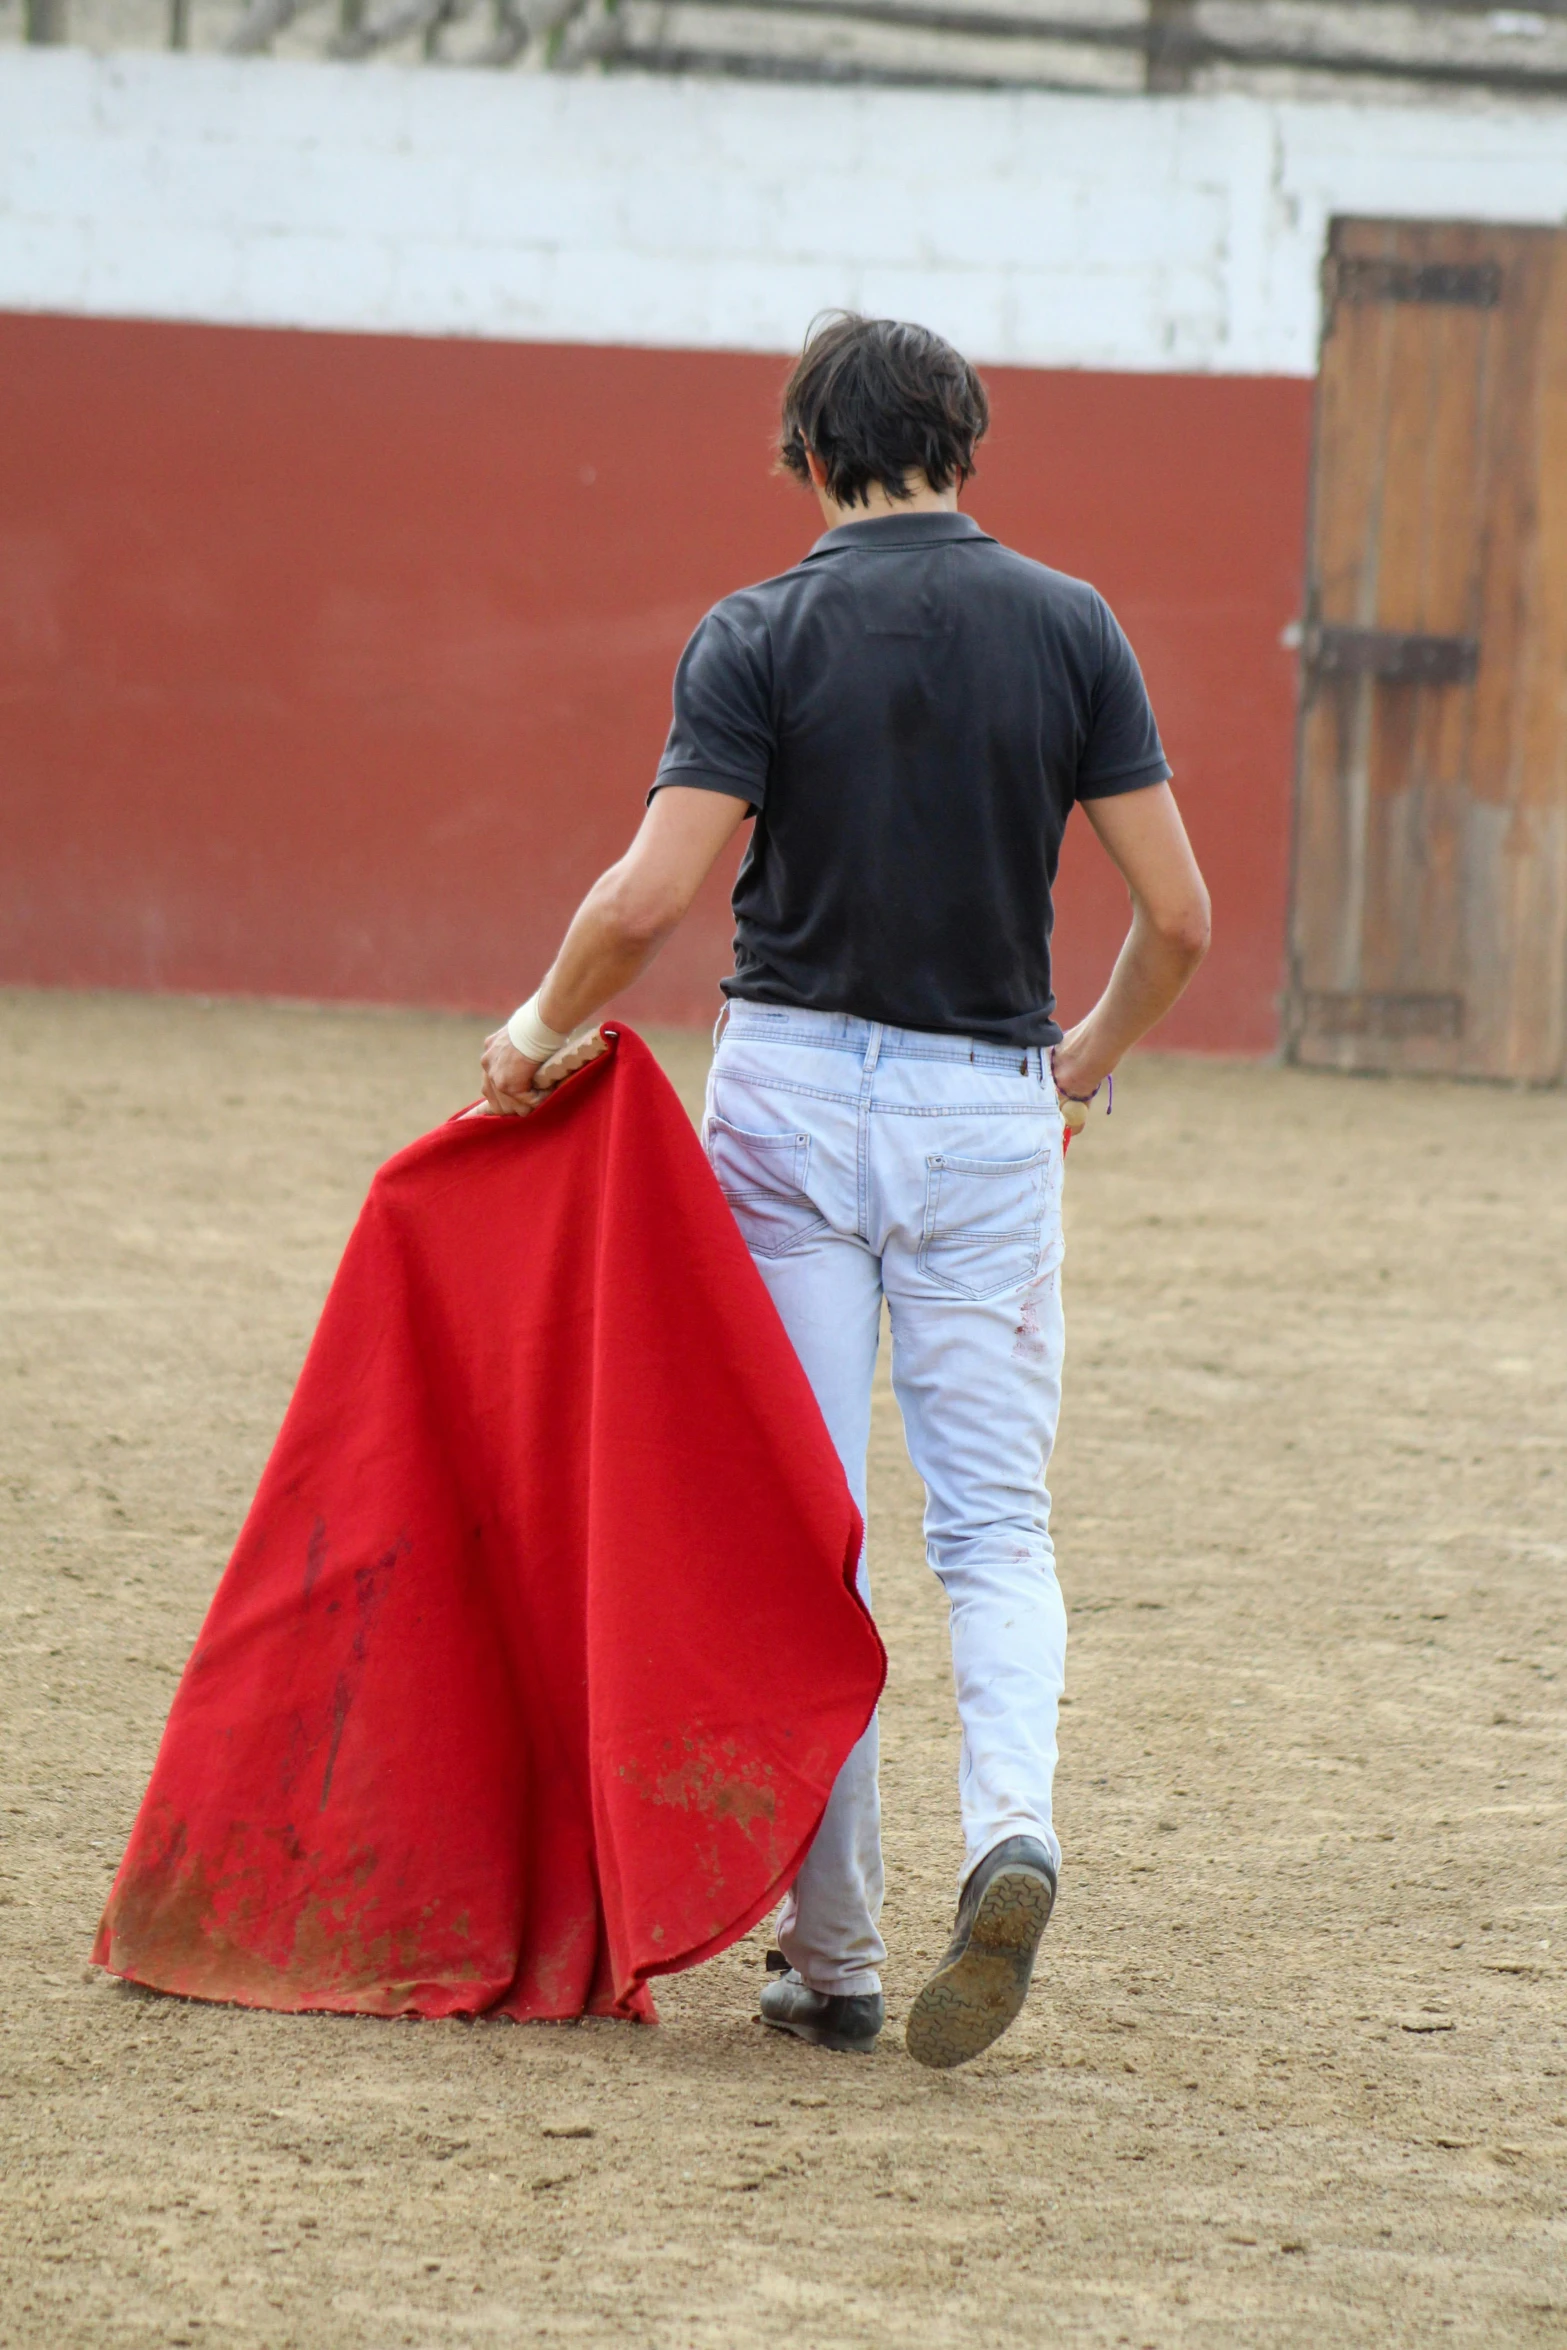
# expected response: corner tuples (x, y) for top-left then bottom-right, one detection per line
(704, 1004), (1068, 1998)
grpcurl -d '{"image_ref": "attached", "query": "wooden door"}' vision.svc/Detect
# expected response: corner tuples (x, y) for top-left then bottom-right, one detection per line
(1288, 218), (1567, 1082)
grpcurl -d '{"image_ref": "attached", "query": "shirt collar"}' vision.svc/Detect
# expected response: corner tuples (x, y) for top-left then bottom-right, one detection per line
(804, 510), (994, 560)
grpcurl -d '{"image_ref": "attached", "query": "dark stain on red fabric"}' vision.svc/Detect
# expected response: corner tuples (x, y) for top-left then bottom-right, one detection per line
(302, 1515), (328, 1598)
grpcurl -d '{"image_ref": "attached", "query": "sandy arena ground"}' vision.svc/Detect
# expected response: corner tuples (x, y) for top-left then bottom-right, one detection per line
(2, 988), (1564, 2350)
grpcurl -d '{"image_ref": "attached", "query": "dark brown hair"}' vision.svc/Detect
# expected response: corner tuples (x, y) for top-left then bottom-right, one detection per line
(778, 312), (990, 509)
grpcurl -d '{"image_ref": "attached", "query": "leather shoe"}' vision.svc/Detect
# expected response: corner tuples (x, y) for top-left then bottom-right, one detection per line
(759, 1951), (884, 2054)
(905, 1835), (1056, 2069)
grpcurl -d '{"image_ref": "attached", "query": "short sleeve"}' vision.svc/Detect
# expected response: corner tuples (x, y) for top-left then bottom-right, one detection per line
(650, 609), (773, 810)
(1075, 597), (1172, 801)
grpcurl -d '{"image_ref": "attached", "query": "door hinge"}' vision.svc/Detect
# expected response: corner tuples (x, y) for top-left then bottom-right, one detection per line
(1299, 992), (1465, 1043)
(1307, 627), (1479, 686)
(1327, 256), (1503, 310)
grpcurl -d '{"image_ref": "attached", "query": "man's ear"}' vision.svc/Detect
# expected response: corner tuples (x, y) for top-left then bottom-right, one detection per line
(804, 446), (829, 492)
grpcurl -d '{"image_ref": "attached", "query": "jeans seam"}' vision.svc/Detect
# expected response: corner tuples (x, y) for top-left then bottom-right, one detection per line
(726, 1033), (864, 1056)
(726, 1020), (1044, 1069)
(711, 1067), (860, 1107)
(716, 1067), (1049, 1117)
(870, 1103), (1057, 1120)
(731, 1034), (1033, 1071)
(856, 1026), (882, 1241)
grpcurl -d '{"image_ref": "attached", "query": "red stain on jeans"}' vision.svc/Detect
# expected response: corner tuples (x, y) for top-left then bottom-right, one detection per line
(1013, 1295), (1048, 1361)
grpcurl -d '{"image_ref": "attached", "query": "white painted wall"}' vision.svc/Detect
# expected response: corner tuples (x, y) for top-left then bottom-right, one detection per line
(1, 49), (1564, 376)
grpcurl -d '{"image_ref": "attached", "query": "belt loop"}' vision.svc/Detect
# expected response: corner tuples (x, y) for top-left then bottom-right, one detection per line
(862, 1021), (884, 1075)
(711, 1003), (731, 1052)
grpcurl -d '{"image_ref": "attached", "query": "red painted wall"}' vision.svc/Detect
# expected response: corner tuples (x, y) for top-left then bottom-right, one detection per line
(0, 313), (1311, 1048)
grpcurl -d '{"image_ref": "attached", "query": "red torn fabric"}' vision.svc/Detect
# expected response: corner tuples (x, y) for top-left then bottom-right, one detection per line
(93, 1026), (882, 2022)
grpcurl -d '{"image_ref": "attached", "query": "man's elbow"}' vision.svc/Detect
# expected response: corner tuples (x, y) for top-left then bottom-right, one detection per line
(596, 870), (686, 955)
(1154, 890), (1212, 967)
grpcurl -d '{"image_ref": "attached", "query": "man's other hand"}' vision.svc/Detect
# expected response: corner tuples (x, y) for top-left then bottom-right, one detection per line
(1048, 1027), (1110, 1104)
(478, 1029), (543, 1116)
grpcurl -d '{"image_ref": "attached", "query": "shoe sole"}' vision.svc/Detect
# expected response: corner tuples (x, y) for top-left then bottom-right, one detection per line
(904, 1864), (1055, 2070)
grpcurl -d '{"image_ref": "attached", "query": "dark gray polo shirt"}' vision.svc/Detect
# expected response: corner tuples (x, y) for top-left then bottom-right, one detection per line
(652, 509), (1170, 1046)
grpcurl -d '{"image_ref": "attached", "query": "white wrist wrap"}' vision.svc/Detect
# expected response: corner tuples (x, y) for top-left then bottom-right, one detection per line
(506, 992), (568, 1063)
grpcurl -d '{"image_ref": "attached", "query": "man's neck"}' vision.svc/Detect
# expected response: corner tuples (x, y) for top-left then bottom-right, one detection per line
(812, 476), (961, 533)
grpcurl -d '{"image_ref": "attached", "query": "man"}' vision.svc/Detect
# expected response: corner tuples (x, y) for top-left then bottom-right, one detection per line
(480, 313), (1210, 2068)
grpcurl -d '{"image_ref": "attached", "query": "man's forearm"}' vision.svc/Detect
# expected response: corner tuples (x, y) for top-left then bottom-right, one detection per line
(534, 874), (674, 1037)
(1054, 902), (1208, 1095)
(1052, 784), (1211, 1096)
(477, 784), (750, 1117)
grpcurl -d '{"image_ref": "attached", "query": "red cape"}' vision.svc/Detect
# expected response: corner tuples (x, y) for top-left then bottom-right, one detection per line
(94, 1027), (883, 2022)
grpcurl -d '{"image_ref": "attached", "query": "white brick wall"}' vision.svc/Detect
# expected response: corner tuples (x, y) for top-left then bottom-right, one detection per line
(1, 49), (1565, 375)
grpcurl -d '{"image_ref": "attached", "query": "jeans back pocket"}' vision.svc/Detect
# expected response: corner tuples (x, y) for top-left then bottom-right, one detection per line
(705, 1115), (826, 1258)
(918, 1146), (1052, 1299)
